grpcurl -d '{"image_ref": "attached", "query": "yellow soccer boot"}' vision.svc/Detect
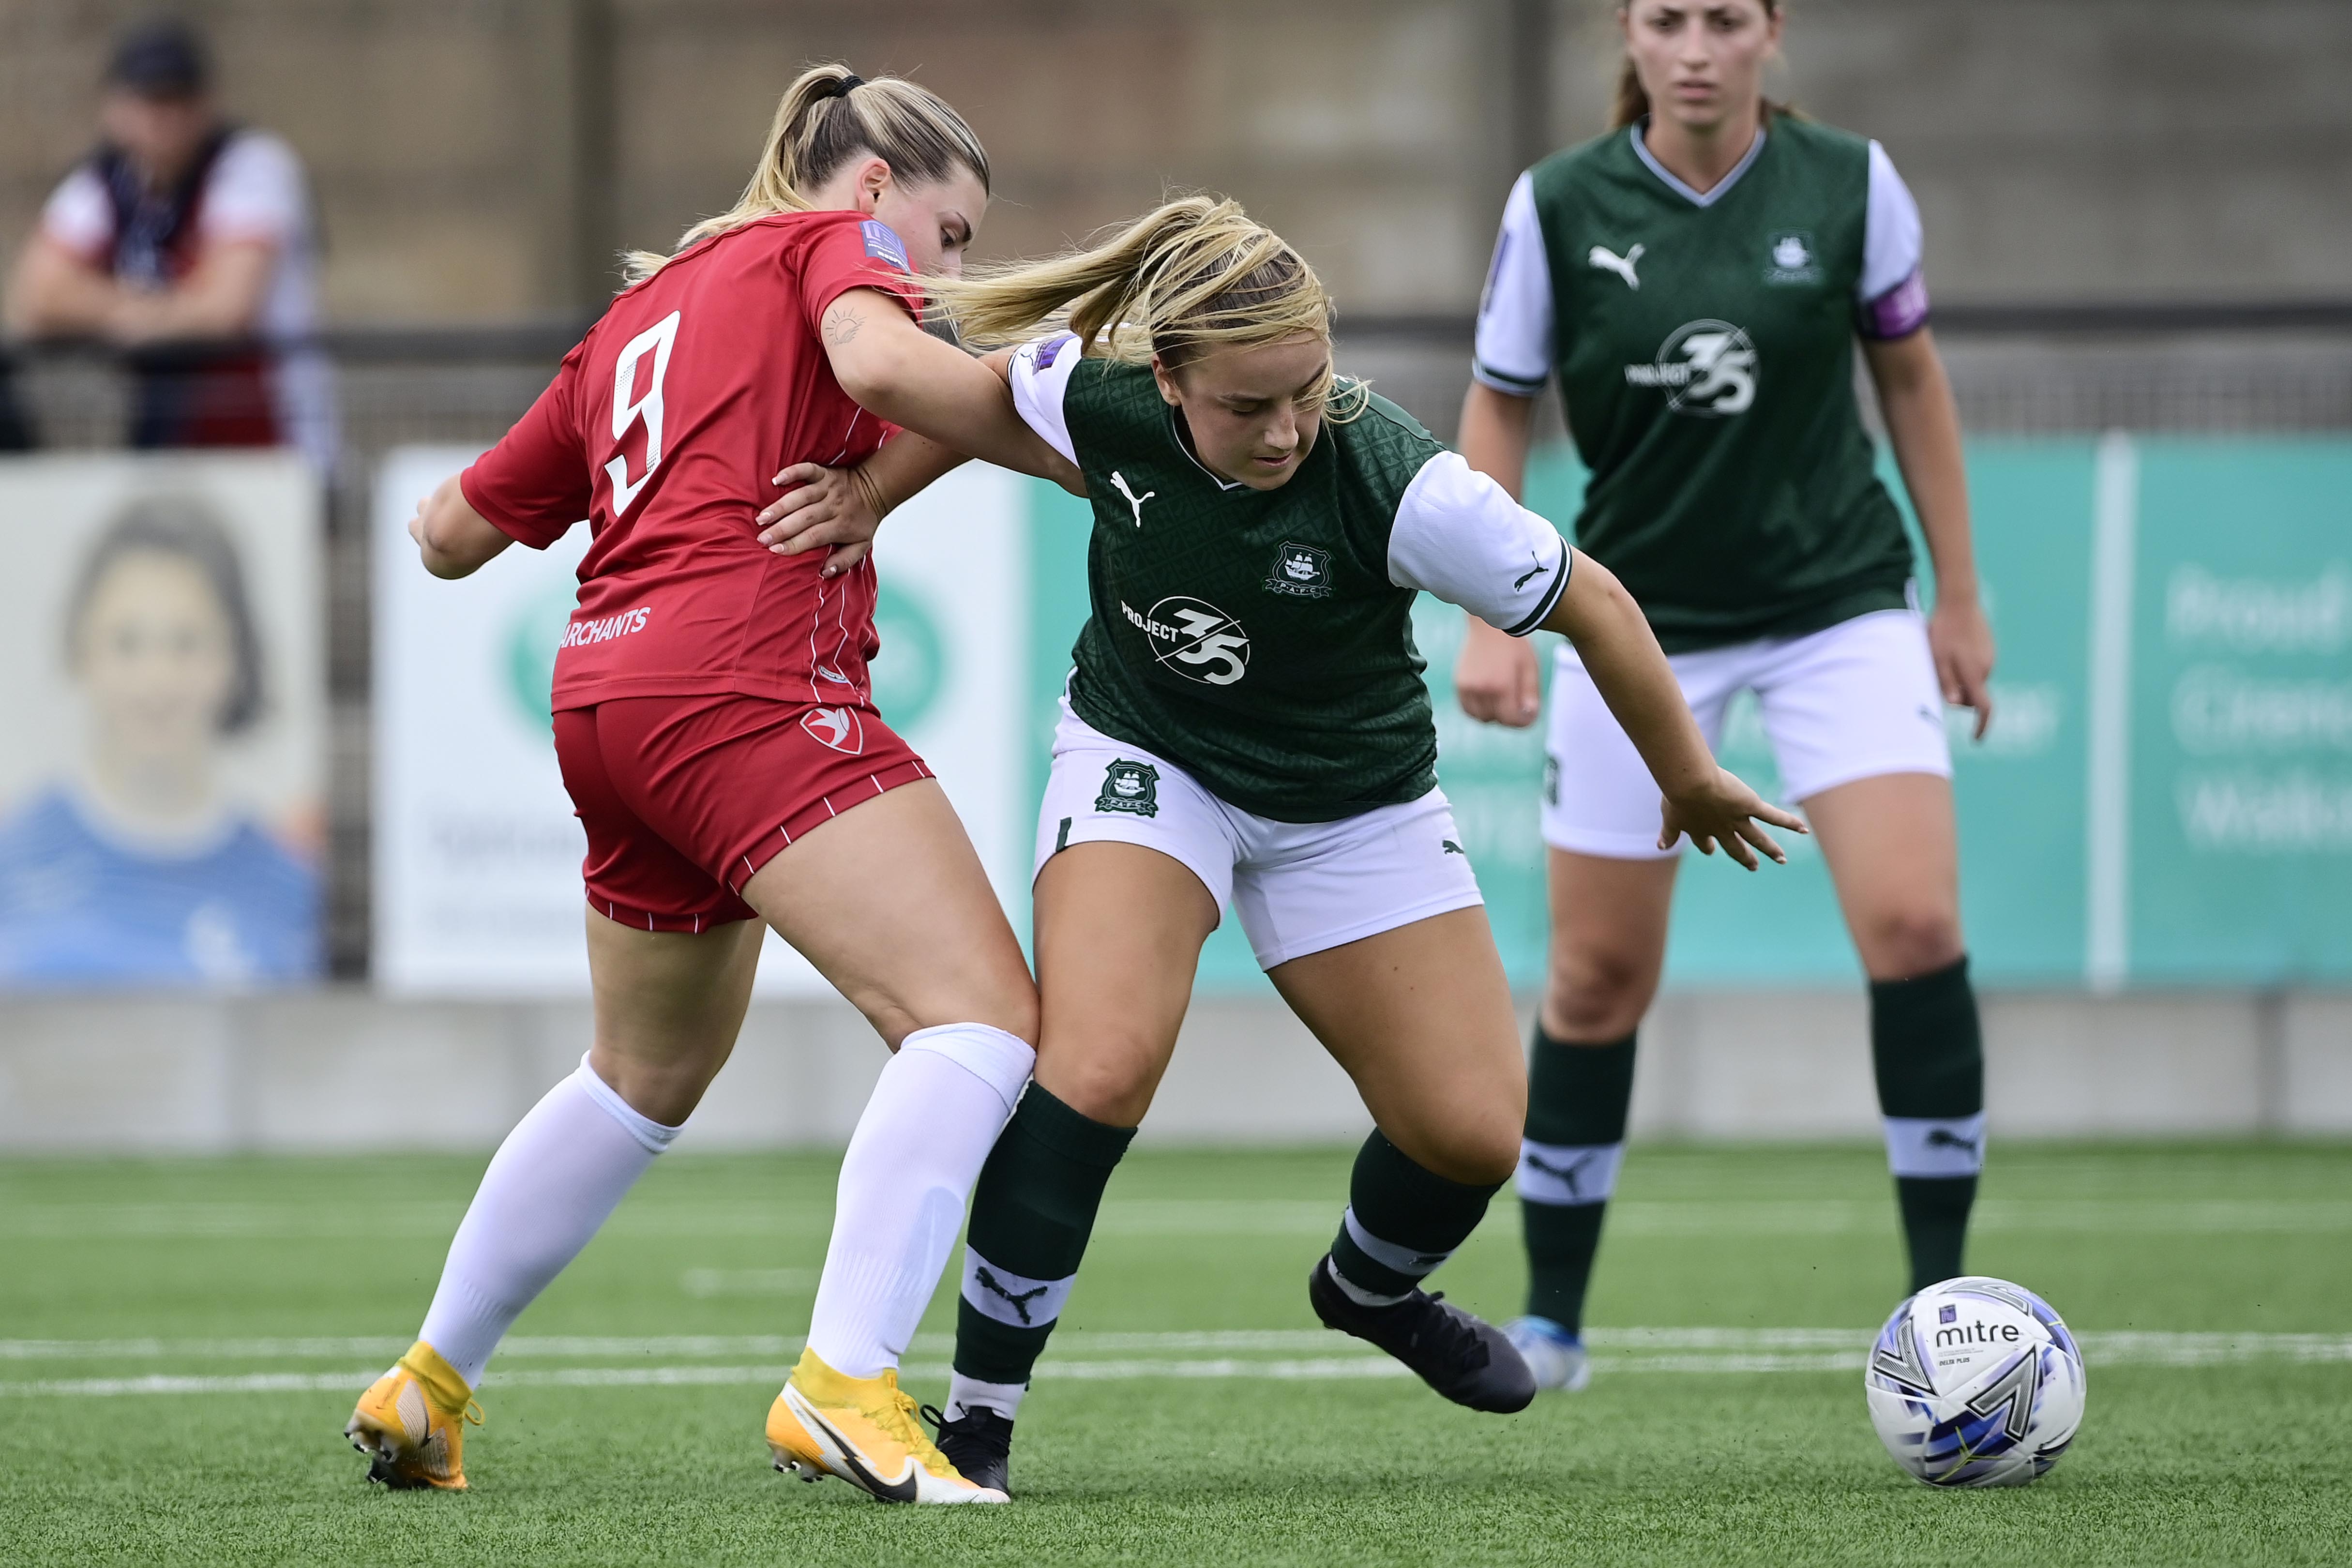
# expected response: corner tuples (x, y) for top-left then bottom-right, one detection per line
(345, 1341), (482, 1491)
(766, 1348), (1006, 1504)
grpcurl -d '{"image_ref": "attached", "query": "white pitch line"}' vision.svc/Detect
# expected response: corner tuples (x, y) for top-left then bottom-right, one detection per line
(4, 1332), (2350, 1398)
(11, 1195), (2347, 1242)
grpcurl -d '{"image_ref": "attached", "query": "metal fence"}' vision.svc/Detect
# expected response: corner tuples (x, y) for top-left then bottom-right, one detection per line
(5, 307), (2348, 977)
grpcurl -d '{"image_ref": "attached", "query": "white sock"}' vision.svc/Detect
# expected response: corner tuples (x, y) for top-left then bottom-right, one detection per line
(418, 1054), (681, 1386)
(804, 1023), (1036, 1380)
(945, 1372), (1028, 1423)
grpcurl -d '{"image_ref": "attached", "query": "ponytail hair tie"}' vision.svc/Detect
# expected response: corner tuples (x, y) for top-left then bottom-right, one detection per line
(821, 73), (863, 100)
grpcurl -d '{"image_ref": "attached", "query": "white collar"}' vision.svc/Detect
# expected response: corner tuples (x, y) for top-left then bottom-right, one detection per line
(1630, 119), (1766, 208)
(1167, 406), (1244, 492)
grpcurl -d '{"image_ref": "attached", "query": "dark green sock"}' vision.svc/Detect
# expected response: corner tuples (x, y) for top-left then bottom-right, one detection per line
(1327, 1131), (1502, 1301)
(951, 1084), (1135, 1386)
(1871, 955), (1985, 1293)
(1519, 1026), (1636, 1335)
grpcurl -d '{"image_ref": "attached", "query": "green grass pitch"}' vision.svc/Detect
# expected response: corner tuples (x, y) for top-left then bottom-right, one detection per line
(4, 1141), (2348, 1566)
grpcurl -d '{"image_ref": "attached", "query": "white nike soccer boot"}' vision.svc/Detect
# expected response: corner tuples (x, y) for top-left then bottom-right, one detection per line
(1505, 1316), (1592, 1393)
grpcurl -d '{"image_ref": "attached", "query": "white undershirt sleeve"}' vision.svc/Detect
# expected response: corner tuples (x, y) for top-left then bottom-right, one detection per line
(1857, 141), (1932, 338)
(1471, 173), (1554, 398)
(1387, 451), (1571, 636)
(1005, 332), (1083, 465)
(199, 133), (304, 247)
(40, 167), (113, 260)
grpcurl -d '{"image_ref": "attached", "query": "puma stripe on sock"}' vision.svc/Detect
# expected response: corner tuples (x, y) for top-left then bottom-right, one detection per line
(1518, 1028), (1635, 1337)
(1326, 1130), (1502, 1305)
(1871, 956), (1985, 1292)
(952, 1083), (1135, 1411)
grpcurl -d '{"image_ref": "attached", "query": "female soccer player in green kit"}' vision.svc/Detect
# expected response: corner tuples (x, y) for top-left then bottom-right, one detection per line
(756, 194), (1805, 1493)
(1452, 0), (1997, 1393)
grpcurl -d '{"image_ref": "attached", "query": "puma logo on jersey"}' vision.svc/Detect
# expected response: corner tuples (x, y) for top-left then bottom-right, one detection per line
(973, 1265), (1054, 1325)
(1588, 242), (1644, 290)
(1110, 470), (1156, 527)
(1514, 552), (1553, 591)
(800, 705), (864, 755)
(1441, 839), (1465, 856)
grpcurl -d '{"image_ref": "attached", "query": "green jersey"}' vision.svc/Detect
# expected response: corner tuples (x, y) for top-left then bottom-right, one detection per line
(1009, 335), (1570, 821)
(1473, 116), (1932, 653)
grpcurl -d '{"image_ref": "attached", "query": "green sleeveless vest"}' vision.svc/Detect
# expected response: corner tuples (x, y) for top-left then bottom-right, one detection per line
(1059, 361), (1443, 822)
(1530, 116), (1914, 652)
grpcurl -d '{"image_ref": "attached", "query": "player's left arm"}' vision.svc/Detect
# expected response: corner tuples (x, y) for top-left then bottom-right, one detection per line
(1536, 554), (1806, 868)
(759, 343), (1086, 575)
(1866, 327), (1994, 739)
(755, 429), (968, 578)
(410, 471), (514, 579)
(1390, 452), (1802, 866)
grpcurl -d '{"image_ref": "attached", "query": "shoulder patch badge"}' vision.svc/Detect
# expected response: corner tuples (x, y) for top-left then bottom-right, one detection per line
(859, 219), (910, 272)
(1032, 331), (1075, 371)
(1095, 759), (1160, 816)
(1266, 540), (1334, 598)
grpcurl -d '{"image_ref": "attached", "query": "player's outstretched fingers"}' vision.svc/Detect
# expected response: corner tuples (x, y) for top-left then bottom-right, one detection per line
(1734, 815), (1788, 866)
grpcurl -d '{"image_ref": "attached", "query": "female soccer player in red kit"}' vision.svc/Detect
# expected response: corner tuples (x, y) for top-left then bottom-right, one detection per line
(342, 66), (1071, 1505)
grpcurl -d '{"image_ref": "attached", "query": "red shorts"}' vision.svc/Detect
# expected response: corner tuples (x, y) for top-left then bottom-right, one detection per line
(552, 694), (933, 932)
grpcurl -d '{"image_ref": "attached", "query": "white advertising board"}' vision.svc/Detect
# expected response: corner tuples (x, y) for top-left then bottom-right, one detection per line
(371, 445), (1026, 996)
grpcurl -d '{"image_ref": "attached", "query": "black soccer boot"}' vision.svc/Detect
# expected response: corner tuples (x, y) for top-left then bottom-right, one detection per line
(1307, 1254), (1538, 1414)
(925, 1403), (1015, 1498)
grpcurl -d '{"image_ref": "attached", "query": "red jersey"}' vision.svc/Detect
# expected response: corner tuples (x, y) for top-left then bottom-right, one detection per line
(461, 210), (924, 709)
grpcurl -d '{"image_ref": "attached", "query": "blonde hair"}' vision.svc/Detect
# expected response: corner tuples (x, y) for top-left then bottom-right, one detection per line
(624, 62), (988, 283)
(928, 194), (1367, 419)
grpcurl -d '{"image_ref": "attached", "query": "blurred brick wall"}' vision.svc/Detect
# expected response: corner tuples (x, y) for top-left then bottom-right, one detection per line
(2, 0), (2347, 325)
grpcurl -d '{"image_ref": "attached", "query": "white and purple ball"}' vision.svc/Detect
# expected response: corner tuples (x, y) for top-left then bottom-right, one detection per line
(1865, 1276), (2086, 1487)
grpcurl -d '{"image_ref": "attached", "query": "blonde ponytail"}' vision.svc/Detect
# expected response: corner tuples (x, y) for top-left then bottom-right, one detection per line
(624, 63), (988, 283)
(929, 194), (1366, 419)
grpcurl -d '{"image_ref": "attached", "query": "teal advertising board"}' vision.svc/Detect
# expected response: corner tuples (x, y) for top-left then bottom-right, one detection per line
(1022, 437), (2349, 993)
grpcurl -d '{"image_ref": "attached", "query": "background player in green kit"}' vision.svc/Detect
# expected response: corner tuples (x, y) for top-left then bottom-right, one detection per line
(756, 194), (1804, 1493)
(1452, 0), (1998, 1394)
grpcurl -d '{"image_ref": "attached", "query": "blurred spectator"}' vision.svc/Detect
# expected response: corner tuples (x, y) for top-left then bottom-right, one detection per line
(1, 18), (333, 470)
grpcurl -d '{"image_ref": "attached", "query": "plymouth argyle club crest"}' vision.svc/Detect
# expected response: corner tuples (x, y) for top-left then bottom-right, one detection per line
(1266, 540), (1334, 598)
(1095, 758), (1160, 816)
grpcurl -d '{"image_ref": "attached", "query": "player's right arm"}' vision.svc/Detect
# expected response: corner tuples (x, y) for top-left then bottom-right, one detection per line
(410, 472), (513, 579)
(1454, 171), (1555, 729)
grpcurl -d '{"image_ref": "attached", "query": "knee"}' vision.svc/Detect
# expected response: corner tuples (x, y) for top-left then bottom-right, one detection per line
(1411, 1113), (1522, 1189)
(1036, 1037), (1160, 1128)
(874, 971), (1039, 1053)
(1858, 905), (1965, 982)
(1543, 941), (1657, 1041)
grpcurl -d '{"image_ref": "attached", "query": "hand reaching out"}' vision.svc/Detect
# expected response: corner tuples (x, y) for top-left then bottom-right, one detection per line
(1658, 767), (1809, 870)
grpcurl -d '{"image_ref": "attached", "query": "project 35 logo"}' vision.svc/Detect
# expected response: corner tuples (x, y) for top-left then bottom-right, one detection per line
(1623, 319), (1758, 417)
(1121, 595), (1251, 685)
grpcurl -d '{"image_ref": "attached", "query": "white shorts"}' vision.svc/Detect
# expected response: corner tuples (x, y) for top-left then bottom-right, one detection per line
(1541, 608), (1952, 860)
(1036, 700), (1486, 970)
